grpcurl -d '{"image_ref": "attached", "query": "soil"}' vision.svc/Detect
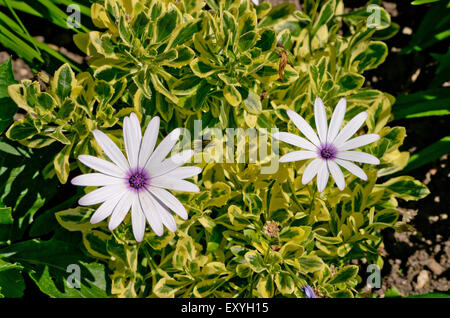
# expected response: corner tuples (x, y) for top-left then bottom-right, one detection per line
(0, 0), (448, 298)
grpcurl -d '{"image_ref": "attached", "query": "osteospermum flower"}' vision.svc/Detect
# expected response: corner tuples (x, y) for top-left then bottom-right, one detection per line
(273, 97), (380, 192)
(71, 113), (201, 242)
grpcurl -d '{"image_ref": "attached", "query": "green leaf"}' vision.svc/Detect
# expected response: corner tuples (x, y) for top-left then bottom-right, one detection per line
(153, 277), (187, 298)
(0, 57), (18, 133)
(223, 85), (242, 107)
(0, 234), (109, 297)
(384, 286), (402, 298)
(294, 11), (312, 23)
(94, 65), (130, 82)
(408, 292), (450, 298)
(6, 119), (37, 140)
(239, 88), (262, 114)
(244, 250), (265, 273)
(338, 73), (365, 91)
(393, 88), (450, 120)
(57, 98), (76, 120)
(298, 255), (324, 272)
(0, 57), (16, 99)
(0, 205), (13, 225)
(190, 58), (217, 78)
(403, 136), (450, 172)
(255, 29), (276, 52)
(402, 1), (450, 53)
(156, 9), (179, 42)
(312, 0), (336, 36)
(236, 264), (251, 278)
(150, 73), (179, 104)
(331, 289), (353, 298)
(238, 31), (260, 52)
(279, 243), (304, 259)
(167, 46), (195, 68)
(257, 274), (274, 298)
(354, 41), (388, 72)
(279, 226), (310, 243)
(167, 18), (202, 49)
(329, 265), (358, 284)
(411, 0), (440, 4)
(274, 271), (295, 295)
(0, 260), (25, 297)
(193, 276), (229, 297)
(52, 64), (75, 102)
(118, 14), (132, 45)
(259, 3), (296, 28)
(376, 176), (430, 201)
(53, 142), (73, 184)
(55, 207), (96, 232)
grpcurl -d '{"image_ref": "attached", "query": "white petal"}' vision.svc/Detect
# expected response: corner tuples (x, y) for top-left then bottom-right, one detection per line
(338, 134), (380, 151)
(272, 132), (317, 151)
(335, 159), (368, 181)
(327, 98), (346, 142)
(71, 173), (122, 187)
(108, 192), (133, 231)
(90, 194), (123, 224)
(279, 150), (317, 163)
(78, 185), (126, 206)
(316, 160), (329, 192)
(93, 129), (130, 172)
(138, 116), (160, 168)
(302, 158), (322, 185)
(147, 193), (177, 233)
(150, 176), (200, 192)
(138, 191), (164, 236)
(327, 161), (345, 190)
(314, 97), (328, 143)
(147, 150), (194, 178)
(164, 166), (202, 179)
(337, 151), (380, 165)
(144, 128), (181, 169)
(286, 110), (321, 147)
(131, 197), (146, 242)
(78, 155), (125, 178)
(123, 114), (142, 169)
(332, 112), (368, 147)
(148, 187), (188, 220)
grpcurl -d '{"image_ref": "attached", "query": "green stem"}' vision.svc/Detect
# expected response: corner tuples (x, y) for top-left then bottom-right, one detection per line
(307, 186), (317, 214)
(307, 0), (321, 55)
(284, 263), (307, 290)
(288, 180), (305, 211)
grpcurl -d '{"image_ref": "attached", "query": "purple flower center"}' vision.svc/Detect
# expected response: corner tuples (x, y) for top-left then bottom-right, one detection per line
(318, 143), (337, 160)
(127, 169), (149, 192)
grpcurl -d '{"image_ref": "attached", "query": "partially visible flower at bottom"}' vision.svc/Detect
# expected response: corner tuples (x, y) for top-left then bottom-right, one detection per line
(71, 113), (202, 242)
(302, 285), (317, 298)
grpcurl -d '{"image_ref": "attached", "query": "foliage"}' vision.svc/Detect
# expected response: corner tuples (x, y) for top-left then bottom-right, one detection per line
(392, 0), (450, 172)
(0, 0), (92, 71)
(0, 0), (431, 298)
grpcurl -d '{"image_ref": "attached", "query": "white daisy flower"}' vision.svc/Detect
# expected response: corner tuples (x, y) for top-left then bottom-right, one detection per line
(273, 97), (380, 192)
(71, 113), (201, 242)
